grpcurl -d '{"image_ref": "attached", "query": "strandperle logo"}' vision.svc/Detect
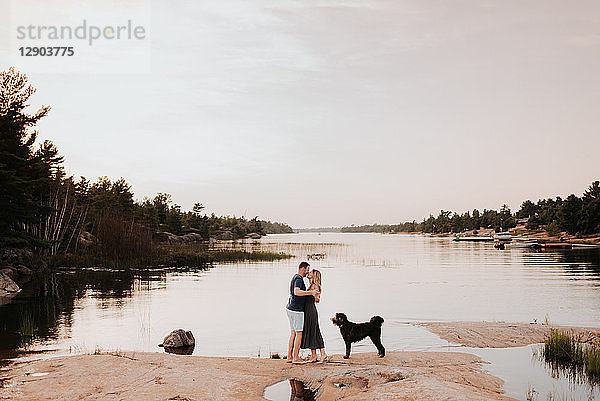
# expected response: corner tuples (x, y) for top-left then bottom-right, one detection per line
(15, 20), (146, 45)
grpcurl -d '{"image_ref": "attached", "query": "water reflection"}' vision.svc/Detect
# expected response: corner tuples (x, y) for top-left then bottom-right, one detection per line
(557, 249), (600, 276)
(522, 248), (600, 268)
(544, 357), (592, 386)
(263, 379), (316, 401)
(0, 268), (164, 359)
(536, 344), (600, 387)
(289, 379), (316, 401)
(455, 345), (600, 400)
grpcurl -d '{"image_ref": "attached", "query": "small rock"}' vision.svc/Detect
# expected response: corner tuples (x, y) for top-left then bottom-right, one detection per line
(159, 329), (195, 348)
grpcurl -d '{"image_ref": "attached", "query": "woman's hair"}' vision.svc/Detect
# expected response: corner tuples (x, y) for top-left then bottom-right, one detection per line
(309, 269), (322, 293)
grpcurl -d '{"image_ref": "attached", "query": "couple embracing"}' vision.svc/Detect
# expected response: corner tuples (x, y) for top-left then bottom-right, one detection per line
(286, 261), (327, 364)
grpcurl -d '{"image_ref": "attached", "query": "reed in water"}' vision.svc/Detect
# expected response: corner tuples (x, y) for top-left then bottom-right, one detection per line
(542, 328), (600, 382)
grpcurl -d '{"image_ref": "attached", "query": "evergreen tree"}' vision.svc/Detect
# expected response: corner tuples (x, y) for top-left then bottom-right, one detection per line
(165, 205), (183, 234)
(557, 195), (582, 234)
(518, 200), (537, 218)
(0, 67), (55, 247)
(580, 181), (600, 234)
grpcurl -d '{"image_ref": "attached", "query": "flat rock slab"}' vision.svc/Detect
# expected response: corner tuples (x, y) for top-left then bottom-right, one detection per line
(0, 351), (514, 401)
(417, 321), (600, 348)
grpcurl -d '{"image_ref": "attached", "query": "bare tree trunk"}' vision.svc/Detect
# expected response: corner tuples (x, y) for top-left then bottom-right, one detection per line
(56, 198), (77, 254)
(50, 188), (69, 255)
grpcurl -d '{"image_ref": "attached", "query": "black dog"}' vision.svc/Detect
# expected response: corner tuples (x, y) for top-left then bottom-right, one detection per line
(331, 313), (385, 359)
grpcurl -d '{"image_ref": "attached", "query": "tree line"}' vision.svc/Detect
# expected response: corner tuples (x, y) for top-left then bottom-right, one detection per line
(342, 181), (600, 236)
(0, 67), (292, 261)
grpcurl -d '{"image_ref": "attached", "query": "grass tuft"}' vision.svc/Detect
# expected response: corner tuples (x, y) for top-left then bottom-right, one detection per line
(584, 345), (600, 379)
(542, 328), (600, 383)
(20, 312), (35, 337)
(543, 329), (584, 365)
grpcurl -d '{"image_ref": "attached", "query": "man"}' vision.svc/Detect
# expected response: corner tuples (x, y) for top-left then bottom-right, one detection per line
(286, 261), (317, 363)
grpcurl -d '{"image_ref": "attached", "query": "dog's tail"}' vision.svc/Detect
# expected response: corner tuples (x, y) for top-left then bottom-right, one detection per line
(370, 316), (384, 327)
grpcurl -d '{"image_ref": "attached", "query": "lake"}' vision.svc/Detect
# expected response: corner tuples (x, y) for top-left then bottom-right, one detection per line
(2, 233), (600, 399)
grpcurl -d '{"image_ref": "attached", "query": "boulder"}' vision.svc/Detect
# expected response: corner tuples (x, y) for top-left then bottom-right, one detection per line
(0, 249), (43, 303)
(0, 272), (21, 304)
(245, 233), (262, 240)
(158, 329), (195, 348)
(163, 345), (195, 355)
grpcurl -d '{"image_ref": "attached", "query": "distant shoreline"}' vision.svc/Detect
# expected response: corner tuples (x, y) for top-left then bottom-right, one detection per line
(290, 228), (600, 245)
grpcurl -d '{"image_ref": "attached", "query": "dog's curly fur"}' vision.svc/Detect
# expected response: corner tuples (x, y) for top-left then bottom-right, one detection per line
(331, 312), (385, 359)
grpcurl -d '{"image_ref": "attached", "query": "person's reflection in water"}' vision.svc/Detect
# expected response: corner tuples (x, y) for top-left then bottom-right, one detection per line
(289, 379), (315, 401)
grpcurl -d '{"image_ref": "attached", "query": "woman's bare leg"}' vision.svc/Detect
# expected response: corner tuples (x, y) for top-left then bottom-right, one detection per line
(319, 348), (327, 361)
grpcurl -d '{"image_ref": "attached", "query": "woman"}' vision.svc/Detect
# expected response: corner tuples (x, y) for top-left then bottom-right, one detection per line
(300, 269), (327, 362)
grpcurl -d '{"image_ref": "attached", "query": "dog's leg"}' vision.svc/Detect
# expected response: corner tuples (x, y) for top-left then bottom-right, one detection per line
(370, 335), (385, 357)
(344, 341), (351, 359)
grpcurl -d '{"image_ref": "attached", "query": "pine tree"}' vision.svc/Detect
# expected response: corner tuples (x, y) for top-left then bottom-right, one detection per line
(580, 181), (600, 234)
(0, 67), (55, 247)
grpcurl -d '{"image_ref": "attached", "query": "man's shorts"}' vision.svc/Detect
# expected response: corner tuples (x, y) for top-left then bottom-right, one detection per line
(286, 308), (304, 332)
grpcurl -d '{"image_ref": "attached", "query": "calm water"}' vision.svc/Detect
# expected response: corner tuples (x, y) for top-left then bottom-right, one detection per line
(2, 233), (600, 399)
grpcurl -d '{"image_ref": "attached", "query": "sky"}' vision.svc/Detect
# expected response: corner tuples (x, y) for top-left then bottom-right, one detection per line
(2, 0), (599, 228)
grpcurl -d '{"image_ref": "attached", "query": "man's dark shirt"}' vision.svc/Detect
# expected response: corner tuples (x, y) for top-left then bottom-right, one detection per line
(286, 273), (306, 311)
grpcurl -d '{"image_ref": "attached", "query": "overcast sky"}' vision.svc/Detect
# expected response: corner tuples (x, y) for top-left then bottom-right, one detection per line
(2, 0), (599, 228)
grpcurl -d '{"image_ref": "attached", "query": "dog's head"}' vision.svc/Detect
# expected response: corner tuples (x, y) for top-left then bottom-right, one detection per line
(370, 316), (384, 327)
(331, 313), (348, 327)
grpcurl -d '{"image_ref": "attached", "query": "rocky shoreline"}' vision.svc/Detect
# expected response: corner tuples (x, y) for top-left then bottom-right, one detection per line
(0, 249), (45, 306)
(5, 321), (600, 400)
(0, 322), (600, 401)
(154, 230), (264, 244)
(0, 351), (511, 401)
